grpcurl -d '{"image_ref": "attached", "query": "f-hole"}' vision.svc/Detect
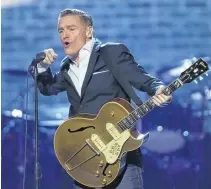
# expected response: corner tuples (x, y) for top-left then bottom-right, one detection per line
(102, 163), (109, 176)
(68, 126), (95, 133)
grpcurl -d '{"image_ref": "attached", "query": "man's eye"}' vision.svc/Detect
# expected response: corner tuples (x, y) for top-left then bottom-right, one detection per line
(58, 30), (63, 33)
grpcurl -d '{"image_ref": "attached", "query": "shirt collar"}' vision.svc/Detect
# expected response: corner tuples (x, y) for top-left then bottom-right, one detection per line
(68, 38), (95, 65)
(81, 38), (95, 52)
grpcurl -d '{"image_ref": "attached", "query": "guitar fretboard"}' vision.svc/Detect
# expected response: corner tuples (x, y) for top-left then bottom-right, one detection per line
(117, 78), (183, 131)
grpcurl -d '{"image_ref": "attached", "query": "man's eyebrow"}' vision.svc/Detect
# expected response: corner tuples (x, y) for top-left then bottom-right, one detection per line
(58, 25), (77, 30)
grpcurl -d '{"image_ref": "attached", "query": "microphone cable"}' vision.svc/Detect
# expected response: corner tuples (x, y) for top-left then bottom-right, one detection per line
(22, 68), (31, 189)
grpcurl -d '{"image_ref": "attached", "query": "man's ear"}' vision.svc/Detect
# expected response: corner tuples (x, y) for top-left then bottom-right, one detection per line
(86, 26), (93, 39)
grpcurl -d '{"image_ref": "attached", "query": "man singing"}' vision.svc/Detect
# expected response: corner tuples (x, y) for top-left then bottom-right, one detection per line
(30, 8), (172, 189)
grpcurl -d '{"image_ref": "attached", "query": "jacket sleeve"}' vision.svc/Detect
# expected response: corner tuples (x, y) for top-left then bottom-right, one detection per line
(29, 65), (67, 96)
(109, 44), (164, 96)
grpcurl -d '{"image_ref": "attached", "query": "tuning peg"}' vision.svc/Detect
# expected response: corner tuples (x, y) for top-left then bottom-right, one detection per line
(199, 76), (203, 80)
(194, 80), (198, 84)
(205, 72), (209, 76)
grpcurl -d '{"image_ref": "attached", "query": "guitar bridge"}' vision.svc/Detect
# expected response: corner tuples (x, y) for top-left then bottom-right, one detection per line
(85, 139), (101, 155)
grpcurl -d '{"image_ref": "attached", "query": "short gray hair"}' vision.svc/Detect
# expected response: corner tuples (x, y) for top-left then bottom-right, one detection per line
(58, 8), (93, 27)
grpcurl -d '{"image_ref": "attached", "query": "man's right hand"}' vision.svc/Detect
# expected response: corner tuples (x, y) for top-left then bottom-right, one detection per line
(42, 48), (58, 65)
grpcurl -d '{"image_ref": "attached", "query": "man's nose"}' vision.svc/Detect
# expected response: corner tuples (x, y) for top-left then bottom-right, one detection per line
(62, 30), (69, 39)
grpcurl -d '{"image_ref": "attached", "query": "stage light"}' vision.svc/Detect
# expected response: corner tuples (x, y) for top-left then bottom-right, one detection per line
(183, 131), (189, 137)
(56, 113), (63, 119)
(191, 92), (202, 101)
(157, 126), (163, 132)
(168, 59), (192, 76)
(17, 165), (24, 173)
(2, 0), (33, 8)
(11, 109), (23, 118)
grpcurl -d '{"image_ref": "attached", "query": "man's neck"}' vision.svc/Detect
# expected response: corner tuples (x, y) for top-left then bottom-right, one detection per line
(69, 38), (94, 64)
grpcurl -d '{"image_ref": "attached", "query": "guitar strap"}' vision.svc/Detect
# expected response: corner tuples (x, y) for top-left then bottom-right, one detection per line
(100, 45), (143, 106)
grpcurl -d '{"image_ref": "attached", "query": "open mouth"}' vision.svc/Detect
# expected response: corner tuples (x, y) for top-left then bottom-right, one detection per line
(63, 42), (71, 48)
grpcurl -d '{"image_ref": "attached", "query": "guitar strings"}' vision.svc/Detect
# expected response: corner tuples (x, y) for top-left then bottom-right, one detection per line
(91, 83), (177, 145)
(91, 63), (207, 144)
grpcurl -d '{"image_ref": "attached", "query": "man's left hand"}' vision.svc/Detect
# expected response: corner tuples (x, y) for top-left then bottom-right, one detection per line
(152, 86), (172, 106)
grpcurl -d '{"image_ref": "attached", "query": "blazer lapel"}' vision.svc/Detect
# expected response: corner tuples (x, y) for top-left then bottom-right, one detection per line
(80, 40), (101, 100)
(63, 71), (81, 99)
(60, 57), (81, 100)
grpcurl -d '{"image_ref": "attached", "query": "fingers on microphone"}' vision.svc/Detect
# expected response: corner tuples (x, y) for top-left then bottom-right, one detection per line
(42, 58), (49, 64)
(43, 49), (54, 64)
(46, 53), (54, 63)
(49, 49), (58, 59)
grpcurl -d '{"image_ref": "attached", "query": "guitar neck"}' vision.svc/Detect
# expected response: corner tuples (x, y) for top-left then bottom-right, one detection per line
(117, 78), (184, 131)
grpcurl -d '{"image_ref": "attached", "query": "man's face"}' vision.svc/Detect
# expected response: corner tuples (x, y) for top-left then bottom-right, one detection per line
(58, 15), (92, 56)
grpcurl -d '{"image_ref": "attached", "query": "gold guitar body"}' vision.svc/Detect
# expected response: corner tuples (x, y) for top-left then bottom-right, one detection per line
(54, 98), (149, 188)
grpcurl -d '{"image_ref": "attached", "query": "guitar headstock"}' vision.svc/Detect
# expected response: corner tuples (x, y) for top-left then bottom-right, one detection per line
(179, 58), (209, 84)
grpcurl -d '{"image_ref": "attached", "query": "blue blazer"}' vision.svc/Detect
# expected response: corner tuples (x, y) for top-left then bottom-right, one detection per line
(31, 39), (164, 167)
(34, 39), (163, 117)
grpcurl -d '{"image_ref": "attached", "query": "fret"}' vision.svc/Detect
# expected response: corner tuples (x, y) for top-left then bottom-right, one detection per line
(139, 107), (146, 115)
(168, 84), (176, 92)
(119, 111), (140, 131)
(122, 119), (129, 126)
(166, 80), (182, 94)
(162, 86), (172, 96)
(128, 113), (136, 122)
(137, 107), (145, 117)
(149, 100), (156, 108)
(174, 79), (182, 88)
(123, 124), (129, 129)
(118, 122), (126, 130)
(131, 111), (140, 119)
(146, 101), (153, 109)
(125, 116), (134, 125)
(162, 79), (182, 96)
(117, 122), (122, 129)
(129, 112), (135, 120)
(140, 104), (150, 114)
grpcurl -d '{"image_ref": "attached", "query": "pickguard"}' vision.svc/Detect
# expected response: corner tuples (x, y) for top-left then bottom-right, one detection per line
(102, 130), (130, 164)
(90, 123), (130, 164)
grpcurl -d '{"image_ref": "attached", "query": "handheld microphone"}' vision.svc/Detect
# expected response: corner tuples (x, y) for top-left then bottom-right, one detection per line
(31, 52), (46, 66)
(28, 51), (46, 74)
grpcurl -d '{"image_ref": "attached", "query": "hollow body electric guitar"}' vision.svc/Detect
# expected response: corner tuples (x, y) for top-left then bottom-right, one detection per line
(54, 58), (209, 187)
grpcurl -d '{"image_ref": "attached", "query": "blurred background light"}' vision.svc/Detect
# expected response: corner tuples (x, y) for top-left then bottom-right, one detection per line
(1, 0), (33, 8)
(157, 125), (163, 132)
(11, 109), (23, 118)
(183, 130), (189, 137)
